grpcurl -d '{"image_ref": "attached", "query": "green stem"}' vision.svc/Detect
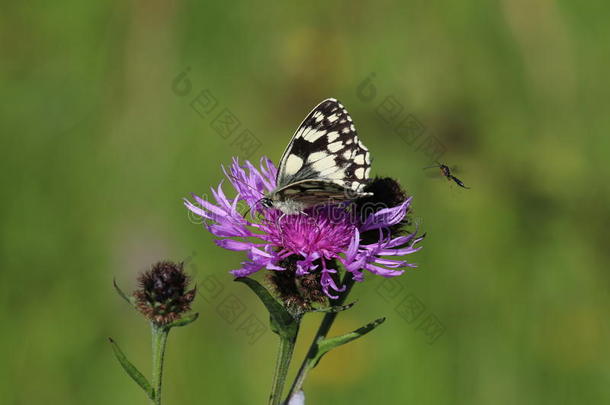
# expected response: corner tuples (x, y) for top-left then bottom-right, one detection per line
(269, 333), (298, 405)
(285, 276), (355, 401)
(151, 323), (170, 405)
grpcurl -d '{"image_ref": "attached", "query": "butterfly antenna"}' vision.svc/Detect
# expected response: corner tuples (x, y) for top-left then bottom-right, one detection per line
(222, 170), (270, 220)
(241, 204), (252, 218)
(250, 198), (267, 221)
(221, 163), (266, 197)
(225, 173), (264, 196)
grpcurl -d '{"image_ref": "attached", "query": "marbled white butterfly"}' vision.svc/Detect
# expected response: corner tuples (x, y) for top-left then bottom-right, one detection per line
(260, 98), (372, 214)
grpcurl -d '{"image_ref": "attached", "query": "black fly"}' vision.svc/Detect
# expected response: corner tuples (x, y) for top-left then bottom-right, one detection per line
(423, 162), (470, 189)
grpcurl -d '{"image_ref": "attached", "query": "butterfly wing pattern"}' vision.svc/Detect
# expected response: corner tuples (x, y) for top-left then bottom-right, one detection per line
(267, 98), (372, 214)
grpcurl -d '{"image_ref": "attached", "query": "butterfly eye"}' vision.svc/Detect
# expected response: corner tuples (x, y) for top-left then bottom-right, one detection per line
(260, 198), (273, 209)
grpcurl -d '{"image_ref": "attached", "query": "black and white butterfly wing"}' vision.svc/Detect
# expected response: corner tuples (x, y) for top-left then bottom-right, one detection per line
(275, 98), (371, 201)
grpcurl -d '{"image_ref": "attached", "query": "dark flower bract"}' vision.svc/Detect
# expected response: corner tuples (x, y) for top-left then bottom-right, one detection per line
(134, 261), (196, 325)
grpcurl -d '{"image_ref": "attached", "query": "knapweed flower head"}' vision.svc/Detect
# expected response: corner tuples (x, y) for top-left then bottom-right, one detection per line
(184, 158), (423, 304)
(134, 261), (196, 325)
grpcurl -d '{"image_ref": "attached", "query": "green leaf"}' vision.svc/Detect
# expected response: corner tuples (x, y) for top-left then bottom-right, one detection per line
(312, 317), (386, 368)
(113, 278), (135, 307)
(166, 312), (199, 328)
(234, 277), (298, 339)
(108, 337), (154, 400)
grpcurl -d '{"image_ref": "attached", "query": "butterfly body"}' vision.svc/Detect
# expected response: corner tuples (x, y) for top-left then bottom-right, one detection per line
(263, 98), (372, 215)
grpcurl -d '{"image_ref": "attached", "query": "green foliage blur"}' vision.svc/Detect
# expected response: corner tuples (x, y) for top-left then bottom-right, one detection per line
(1, 1), (609, 404)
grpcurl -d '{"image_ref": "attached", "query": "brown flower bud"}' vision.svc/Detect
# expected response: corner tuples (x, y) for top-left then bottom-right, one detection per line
(134, 261), (196, 326)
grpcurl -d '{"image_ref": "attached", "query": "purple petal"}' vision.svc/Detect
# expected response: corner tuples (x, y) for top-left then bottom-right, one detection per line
(215, 239), (256, 251)
(211, 183), (232, 211)
(361, 198), (411, 231)
(296, 252), (320, 276)
(373, 258), (409, 268)
(266, 262), (285, 271)
(231, 260), (264, 277)
(207, 223), (252, 238)
(364, 263), (404, 277)
(183, 199), (212, 219)
(377, 245), (423, 256)
(320, 262), (346, 298)
(345, 228), (360, 263)
(190, 194), (227, 218)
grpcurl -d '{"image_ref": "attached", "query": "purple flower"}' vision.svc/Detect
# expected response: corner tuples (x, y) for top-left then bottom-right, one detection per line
(184, 157), (423, 299)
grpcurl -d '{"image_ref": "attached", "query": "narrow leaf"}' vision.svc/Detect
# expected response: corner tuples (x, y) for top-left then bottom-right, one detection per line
(108, 337), (154, 400)
(166, 312), (199, 328)
(113, 278), (135, 307)
(312, 317), (386, 368)
(234, 277), (298, 338)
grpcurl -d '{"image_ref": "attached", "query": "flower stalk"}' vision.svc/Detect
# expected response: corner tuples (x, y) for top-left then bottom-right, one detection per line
(286, 275), (355, 401)
(269, 332), (298, 405)
(235, 277), (302, 405)
(111, 261), (198, 404)
(151, 324), (169, 405)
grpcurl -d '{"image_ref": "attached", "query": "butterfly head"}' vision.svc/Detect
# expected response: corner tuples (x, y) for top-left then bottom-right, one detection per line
(256, 195), (302, 214)
(259, 192), (307, 215)
(259, 197), (274, 209)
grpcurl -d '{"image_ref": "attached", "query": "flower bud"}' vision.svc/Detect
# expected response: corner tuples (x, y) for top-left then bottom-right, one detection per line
(134, 261), (196, 325)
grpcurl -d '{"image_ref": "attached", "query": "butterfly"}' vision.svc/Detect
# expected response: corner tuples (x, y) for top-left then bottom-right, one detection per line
(259, 98), (372, 215)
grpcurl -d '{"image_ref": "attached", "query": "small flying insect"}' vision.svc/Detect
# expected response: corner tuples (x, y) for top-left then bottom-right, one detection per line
(423, 162), (470, 189)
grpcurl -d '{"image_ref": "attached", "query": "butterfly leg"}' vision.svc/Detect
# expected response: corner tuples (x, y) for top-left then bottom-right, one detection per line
(273, 213), (285, 244)
(301, 210), (322, 232)
(276, 212), (287, 228)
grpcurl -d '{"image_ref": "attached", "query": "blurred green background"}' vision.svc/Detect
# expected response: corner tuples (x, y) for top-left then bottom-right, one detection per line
(2, 1), (609, 404)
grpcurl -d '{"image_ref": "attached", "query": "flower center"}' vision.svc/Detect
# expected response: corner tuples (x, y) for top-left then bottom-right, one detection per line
(262, 207), (356, 257)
